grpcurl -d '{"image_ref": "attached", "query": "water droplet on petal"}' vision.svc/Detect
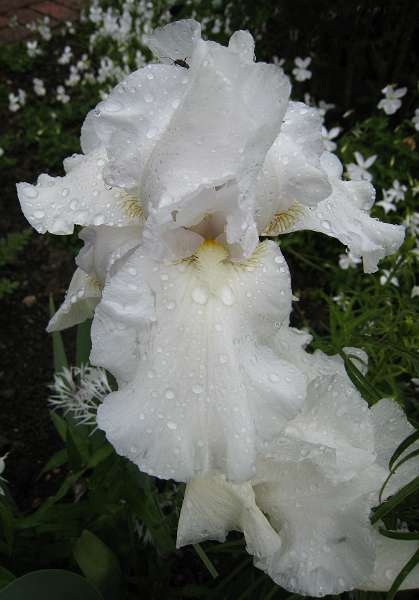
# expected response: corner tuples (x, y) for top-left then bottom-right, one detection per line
(165, 389), (175, 400)
(192, 384), (203, 395)
(220, 285), (234, 306)
(23, 185), (39, 199)
(167, 421), (177, 430)
(93, 214), (105, 226)
(192, 286), (209, 305)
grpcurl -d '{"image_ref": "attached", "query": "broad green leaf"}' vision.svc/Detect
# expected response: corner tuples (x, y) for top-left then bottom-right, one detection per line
(0, 569), (103, 600)
(49, 295), (68, 373)
(73, 530), (122, 600)
(0, 568), (14, 591)
(76, 319), (92, 367)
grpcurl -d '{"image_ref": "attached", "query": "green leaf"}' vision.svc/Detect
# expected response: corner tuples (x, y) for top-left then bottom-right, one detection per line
(49, 295), (68, 373)
(193, 544), (219, 579)
(38, 448), (68, 478)
(386, 547), (419, 600)
(379, 527), (419, 541)
(389, 429), (419, 470)
(76, 320), (92, 367)
(0, 568), (14, 591)
(49, 410), (67, 442)
(66, 425), (90, 471)
(0, 503), (14, 554)
(0, 569), (103, 600)
(341, 352), (381, 405)
(372, 476), (419, 524)
(87, 444), (113, 469)
(73, 530), (122, 600)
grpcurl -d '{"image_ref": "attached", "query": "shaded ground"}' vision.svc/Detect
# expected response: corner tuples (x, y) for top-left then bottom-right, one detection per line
(0, 193), (76, 508)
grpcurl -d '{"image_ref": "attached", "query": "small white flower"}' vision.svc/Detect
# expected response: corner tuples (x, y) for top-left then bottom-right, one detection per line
(338, 251), (361, 269)
(49, 365), (112, 427)
(26, 40), (41, 58)
(379, 269), (399, 287)
(376, 197), (396, 214)
(403, 211), (419, 237)
(58, 45), (73, 65)
(0, 453), (8, 495)
(8, 89), (26, 112)
(272, 55), (285, 68)
(292, 56), (312, 82)
(33, 78), (46, 96)
(0, 147), (4, 158)
(322, 126), (341, 152)
(65, 65), (81, 87)
(385, 179), (407, 204)
(377, 84), (407, 115)
(56, 85), (70, 104)
(412, 108), (419, 131)
(411, 286), (419, 298)
(346, 151), (377, 182)
(38, 17), (52, 41)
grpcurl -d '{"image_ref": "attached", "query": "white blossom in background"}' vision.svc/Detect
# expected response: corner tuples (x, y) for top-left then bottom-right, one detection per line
(379, 269), (399, 287)
(26, 40), (41, 58)
(304, 95), (335, 121)
(0, 147), (4, 158)
(28, 16), (52, 41)
(376, 191), (397, 214)
(386, 179), (407, 204)
(377, 84), (407, 115)
(338, 251), (361, 270)
(411, 286), (419, 298)
(0, 453), (7, 495)
(412, 108), (419, 131)
(403, 212), (419, 238)
(33, 78), (46, 97)
(292, 56), (312, 81)
(272, 55), (285, 69)
(56, 85), (70, 104)
(49, 365), (112, 427)
(58, 45), (73, 65)
(321, 126), (341, 151)
(346, 151), (377, 182)
(8, 89), (26, 112)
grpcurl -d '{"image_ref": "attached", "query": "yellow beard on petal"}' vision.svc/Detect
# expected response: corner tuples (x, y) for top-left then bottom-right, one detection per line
(118, 191), (145, 222)
(262, 202), (304, 236)
(189, 239), (268, 282)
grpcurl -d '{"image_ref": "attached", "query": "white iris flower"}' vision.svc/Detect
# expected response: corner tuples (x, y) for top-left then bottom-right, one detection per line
(16, 21), (417, 594)
(17, 20), (405, 481)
